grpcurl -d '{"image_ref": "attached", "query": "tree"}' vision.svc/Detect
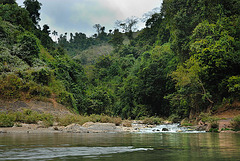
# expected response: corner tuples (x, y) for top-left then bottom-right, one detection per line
(170, 57), (213, 118)
(93, 24), (101, 36)
(52, 30), (58, 42)
(23, 0), (42, 25)
(109, 29), (123, 49)
(115, 16), (138, 39)
(1, 0), (16, 5)
(13, 31), (40, 66)
(0, 4), (33, 30)
(42, 24), (50, 35)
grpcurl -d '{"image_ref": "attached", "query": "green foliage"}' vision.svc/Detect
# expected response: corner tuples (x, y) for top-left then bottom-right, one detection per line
(0, 4), (33, 30)
(57, 91), (77, 112)
(57, 114), (122, 126)
(170, 58), (213, 118)
(13, 31), (40, 66)
(0, 110), (54, 127)
(199, 112), (220, 126)
(1, 0), (16, 5)
(168, 114), (180, 123)
(227, 76), (240, 97)
(23, 0), (42, 25)
(1, 0), (240, 120)
(31, 67), (53, 85)
(180, 119), (193, 126)
(0, 74), (24, 99)
(231, 115), (240, 131)
(0, 112), (15, 127)
(109, 29), (124, 49)
(0, 47), (29, 73)
(141, 116), (163, 125)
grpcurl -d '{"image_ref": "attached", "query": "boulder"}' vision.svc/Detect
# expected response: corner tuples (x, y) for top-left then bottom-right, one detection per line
(162, 128), (169, 131)
(65, 123), (88, 133)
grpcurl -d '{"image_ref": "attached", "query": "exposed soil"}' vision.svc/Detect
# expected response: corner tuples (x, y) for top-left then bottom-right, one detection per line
(212, 101), (240, 132)
(0, 99), (73, 116)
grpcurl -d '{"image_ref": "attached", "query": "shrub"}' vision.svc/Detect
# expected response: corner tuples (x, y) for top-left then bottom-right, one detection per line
(13, 32), (40, 66)
(0, 112), (15, 127)
(31, 67), (54, 86)
(231, 115), (240, 131)
(199, 112), (219, 129)
(100, 115), (112, 123)
(168, 114), (180, 123)
(57, 91), (77, 111)
(113, 117), (122, 126)
(0, 74), (23, 99)
(57, 115), (84, 126)
(89, 114), (101, 122)
(181, 118), (193, 126)
(24, 112), (39, 124)
(29, 85), (52, 97)
(142, 117), (163, 125)
(40, 113), (54, 127)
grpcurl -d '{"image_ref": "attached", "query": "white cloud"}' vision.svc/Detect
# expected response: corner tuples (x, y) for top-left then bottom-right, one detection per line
(16, 0), (162, 37)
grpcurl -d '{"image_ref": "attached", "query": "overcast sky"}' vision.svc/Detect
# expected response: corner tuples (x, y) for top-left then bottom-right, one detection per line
(16, 0), (162, 37)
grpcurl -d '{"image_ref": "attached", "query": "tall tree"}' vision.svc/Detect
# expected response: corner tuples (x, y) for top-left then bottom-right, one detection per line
(23, 0), (42, 25)
(52, 30), (58, 42)
(93, 24), (101, 36)
(115, 16), (138, 39)
(42, 24), (50, 35)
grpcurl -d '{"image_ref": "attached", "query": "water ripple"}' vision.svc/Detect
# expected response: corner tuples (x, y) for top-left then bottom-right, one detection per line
(0, 146), (153, 160)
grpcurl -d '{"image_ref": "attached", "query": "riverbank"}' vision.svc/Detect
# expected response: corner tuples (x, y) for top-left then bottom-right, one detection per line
(0, 121), (153, 134)
(1, 121), (240, 134)
(1, 100), (240, 134)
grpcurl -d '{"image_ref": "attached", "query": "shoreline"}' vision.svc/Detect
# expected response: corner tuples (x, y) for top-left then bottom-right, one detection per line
(1, 122), (239, 134)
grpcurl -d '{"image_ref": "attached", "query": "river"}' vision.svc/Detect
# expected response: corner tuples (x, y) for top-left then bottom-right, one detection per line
(0, 126), (240, 161)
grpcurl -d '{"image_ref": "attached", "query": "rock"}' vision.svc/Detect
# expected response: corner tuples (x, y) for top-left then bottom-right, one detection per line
(65, 123), (88, 133)
(196, 125), (207, 131)
(162, 121), (172, 124)
(0, 130), (7, 133)
(82, 122), (95, 127)
(162, 128), (169, 131)
(88, 123), (118, 133)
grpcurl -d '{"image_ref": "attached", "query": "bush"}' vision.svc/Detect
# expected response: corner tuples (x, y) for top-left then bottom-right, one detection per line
(57, 115), (86, 126)
(39, 113), (54, 127)
(100, 115), (112, 123)
(199, 112), (219, 129)
(57, 91), (77, 111)
(113, 117), (122, 126)
(0, 112), (15, 127)
(29, 85), (52, 97)
(24, 112), (39, 124)
(0, 74), (23, 99)
(168, 114), (180, 123)
(13, 32), (40, 66)
(231, 115), (240, 131)
(181, 118), (193, 126)
(142, 116), (163, 125)
(31, 67), (54, 86)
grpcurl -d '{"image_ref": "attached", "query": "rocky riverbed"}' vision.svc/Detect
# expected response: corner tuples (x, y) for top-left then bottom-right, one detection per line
(0, 121), (147, 134)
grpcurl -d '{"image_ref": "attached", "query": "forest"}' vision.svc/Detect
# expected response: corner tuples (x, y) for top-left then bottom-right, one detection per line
(0, 0), (240, 120)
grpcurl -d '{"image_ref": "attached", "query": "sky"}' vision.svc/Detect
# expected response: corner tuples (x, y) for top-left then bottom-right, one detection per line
(16, 0), (163, 38)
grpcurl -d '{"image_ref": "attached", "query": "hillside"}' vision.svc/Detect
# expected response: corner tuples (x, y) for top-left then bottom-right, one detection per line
(73, 43), (113, 65)
(1, 0), (240, 124)
(0, 2), (86, 114)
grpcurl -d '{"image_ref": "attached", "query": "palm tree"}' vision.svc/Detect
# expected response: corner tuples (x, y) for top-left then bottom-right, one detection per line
(52, 30), (58, 42)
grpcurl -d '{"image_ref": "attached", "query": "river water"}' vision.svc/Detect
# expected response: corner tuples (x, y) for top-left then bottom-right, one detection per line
(0, 126), (240, 161)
